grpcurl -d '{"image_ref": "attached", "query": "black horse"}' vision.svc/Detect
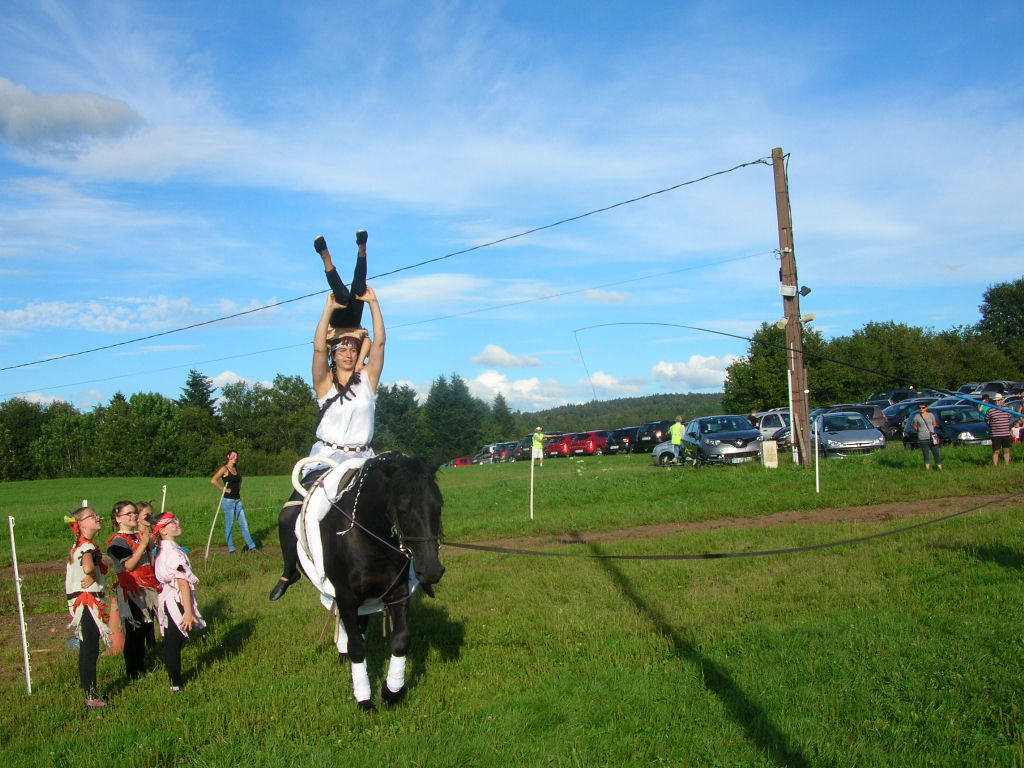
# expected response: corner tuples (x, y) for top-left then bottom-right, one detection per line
(291, 451), (446, 710)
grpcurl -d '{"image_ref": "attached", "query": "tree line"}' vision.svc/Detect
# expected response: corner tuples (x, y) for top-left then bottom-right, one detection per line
(722, 276), (1024, 411)
(2, 276), (1019, 481)
(0, 368), (716, 481)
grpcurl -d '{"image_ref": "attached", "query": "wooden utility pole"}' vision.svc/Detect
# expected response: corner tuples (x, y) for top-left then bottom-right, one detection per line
(772, 147), (812, 468)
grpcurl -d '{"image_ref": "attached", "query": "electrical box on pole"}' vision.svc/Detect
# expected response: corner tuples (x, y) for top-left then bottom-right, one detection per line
(771, 148), (812, 468)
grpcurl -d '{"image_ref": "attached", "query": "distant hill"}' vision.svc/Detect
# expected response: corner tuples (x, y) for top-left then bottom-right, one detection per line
(512, 392), (724, 435)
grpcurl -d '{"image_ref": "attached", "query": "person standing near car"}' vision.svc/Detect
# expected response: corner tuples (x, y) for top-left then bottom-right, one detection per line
(531, 427), (548, 468)
(985, 393), (1014, 466)
(669, 416), (685, 464)
(909, 402), (943, 470)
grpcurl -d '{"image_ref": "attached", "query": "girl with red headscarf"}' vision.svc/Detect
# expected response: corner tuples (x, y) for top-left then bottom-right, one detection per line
(153, 512), (206, 691)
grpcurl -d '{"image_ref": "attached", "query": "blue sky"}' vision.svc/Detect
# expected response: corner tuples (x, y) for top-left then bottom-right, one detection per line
(1, 0), (1022, 413)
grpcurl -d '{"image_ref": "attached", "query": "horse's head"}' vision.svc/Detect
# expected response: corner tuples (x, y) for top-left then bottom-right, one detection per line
(380, 452), (446, 589)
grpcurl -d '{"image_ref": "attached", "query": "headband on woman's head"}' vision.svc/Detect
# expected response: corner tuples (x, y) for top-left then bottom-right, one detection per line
(330, 336), (362, 354)
(152, 513), (179, 536)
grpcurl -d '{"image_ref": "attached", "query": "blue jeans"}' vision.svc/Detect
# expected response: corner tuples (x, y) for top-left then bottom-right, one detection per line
(222, 498), (257, 552)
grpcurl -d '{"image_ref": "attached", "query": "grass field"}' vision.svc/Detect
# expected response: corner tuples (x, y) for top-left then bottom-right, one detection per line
(1, 446), (1022, 767)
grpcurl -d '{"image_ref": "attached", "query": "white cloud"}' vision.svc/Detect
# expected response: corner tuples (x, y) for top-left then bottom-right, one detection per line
(210, 370), (264, 390)
(651, 355), (740, 391)
(469, 344), (541, 368)
(14, 391), (69, 406)
(585, 370), (644, 395)
(469, 370), (569, 410)
(0, 77), (143, 154)
(583, 289), (628, 305)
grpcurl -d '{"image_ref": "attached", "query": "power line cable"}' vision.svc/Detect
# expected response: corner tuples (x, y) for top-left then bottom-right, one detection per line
(0, 157), (770, 374)
(5, 252), (771, 398)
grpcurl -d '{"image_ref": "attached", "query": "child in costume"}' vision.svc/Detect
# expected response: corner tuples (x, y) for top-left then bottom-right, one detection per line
(153, 512), (206, 691)
(106, 500), (157, 680)
(64, 506), (123, 707)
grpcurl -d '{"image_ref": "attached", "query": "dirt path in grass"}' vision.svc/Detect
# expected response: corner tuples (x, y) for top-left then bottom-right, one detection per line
(3, 493), (1019, 688)
(466, 493), (1021, 549)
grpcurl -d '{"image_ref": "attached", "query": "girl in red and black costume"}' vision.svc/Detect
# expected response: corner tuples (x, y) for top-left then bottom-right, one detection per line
(64, 506), (123, 707)
(106, 500), (158, 680)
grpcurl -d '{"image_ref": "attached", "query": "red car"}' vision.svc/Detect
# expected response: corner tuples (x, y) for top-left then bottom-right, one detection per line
(448, 457), (473, 467)
(569, 431), (612, 456)
(544, 434), (572, 458)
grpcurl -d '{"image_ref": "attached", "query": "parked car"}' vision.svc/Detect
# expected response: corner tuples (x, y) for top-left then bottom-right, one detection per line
(900, 405), (992, 448)
(544, 433), (573, 458)
(608, 426), (640, 454)
(506, 435), (533, 462)
(755, 409), (789, 440)
(447, 456), (473, 467)
(634, 420), (674, 453)
(680, 415), (762, 466)
(651, 440), (680, 466)
(812, 412), (887, 458)
(472, 443), (500, 464)
(493, 441), (517, 462)
(824, 403), (889, 436)
(882, 398), (938, 439)
(569, 430), (612, 456)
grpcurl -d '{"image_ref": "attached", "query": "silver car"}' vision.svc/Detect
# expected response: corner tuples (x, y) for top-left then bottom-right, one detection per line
(813, 412), (886, 458)
(681, 415), (763, 466)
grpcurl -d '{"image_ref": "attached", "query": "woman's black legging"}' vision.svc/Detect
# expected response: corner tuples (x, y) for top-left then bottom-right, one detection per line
(326, 254), (367, 329)
(162, 605), (187, 688)
(78, 609), (101, 696)
(918, 438), (942, 466)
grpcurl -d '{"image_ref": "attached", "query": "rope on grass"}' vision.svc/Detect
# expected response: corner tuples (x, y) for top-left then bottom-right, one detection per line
(443, 492), (1022, 561)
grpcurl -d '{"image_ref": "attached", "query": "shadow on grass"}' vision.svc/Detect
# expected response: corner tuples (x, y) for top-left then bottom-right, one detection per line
(186, 596), (257, 684)
(940, 544), (1024, 570)
(591, 544), (820, 768)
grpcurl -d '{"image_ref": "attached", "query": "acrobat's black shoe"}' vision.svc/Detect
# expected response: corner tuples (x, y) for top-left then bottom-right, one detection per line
(314, 235), (328, 254)
(355, 230), (368, 246)
(269, 573), (301, 601)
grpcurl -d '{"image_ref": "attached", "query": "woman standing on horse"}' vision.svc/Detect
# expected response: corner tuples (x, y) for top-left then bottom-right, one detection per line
(270, 231), (386, 601)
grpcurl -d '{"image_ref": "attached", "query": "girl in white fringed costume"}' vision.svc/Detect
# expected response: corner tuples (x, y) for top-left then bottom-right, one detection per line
(64, 507), (123, 707)
(153, 512), (206, 691)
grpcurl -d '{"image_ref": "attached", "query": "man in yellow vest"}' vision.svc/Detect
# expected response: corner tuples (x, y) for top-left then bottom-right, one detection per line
(668, 415), (685, 465)
(531, 426), (548, 468)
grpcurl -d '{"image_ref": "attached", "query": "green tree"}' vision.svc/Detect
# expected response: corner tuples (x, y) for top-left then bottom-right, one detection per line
(0, 423), (18, 481)
(977, 276), (1024, 371)
(0, 397), (49, 479)
(420, 374), (488, 458)
(31, 408), (97, 478)
(376, 383), (422, 453)
(489, 392), (516, 439)
(178, 369), (218, 417)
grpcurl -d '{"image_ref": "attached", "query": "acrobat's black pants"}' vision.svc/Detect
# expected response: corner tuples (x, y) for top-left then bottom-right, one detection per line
(326, 252), (367, 329)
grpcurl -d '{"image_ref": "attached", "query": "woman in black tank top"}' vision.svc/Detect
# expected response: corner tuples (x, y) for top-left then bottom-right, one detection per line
(210, 450), (259, 553)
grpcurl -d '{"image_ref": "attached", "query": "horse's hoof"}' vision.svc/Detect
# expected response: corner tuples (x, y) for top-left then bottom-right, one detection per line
(381, 683), (407, 707)
(356, 699), (376, 713)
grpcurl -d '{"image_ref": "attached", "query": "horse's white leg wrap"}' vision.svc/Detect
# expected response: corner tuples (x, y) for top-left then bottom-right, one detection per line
(385, 655), (407, 693)
(334, 618), (349, 654)
(351, 660), (371, 702)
